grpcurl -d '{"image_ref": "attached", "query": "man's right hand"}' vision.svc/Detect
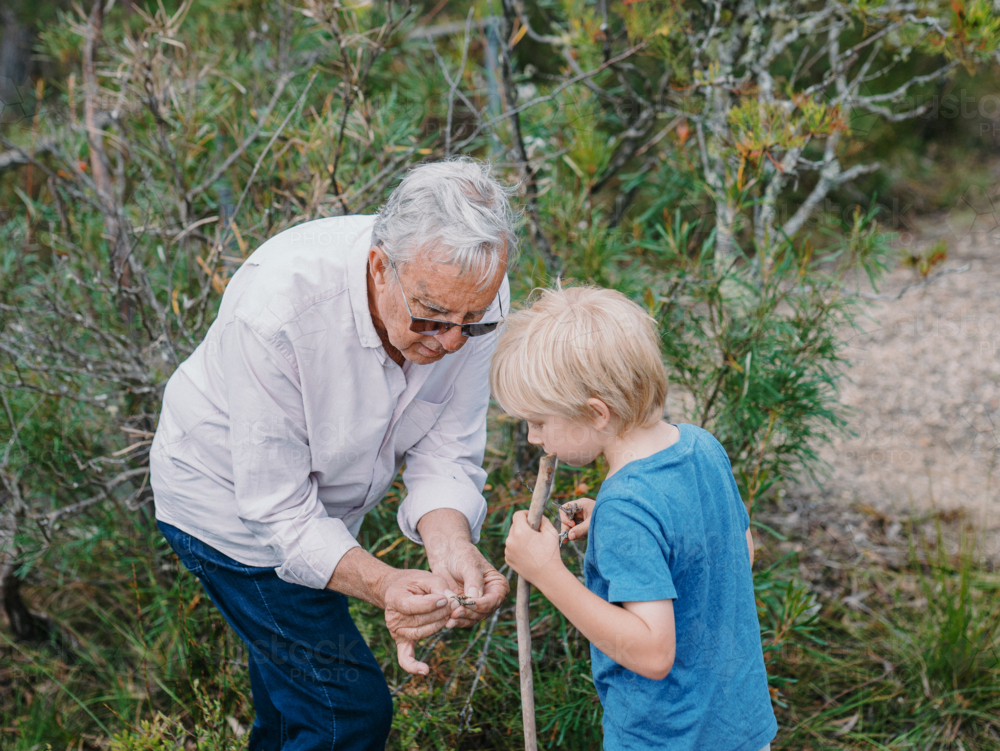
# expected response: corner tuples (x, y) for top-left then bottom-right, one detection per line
(381, 568), (453, 675)
(326, 548), (453, 675)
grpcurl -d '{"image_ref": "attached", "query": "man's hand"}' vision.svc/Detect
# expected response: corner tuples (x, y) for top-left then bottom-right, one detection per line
(432, 542), (509, 628)
(381, 568), (453, 675)
(417, 508), (509, 628)
(504, 510), (563, 589)
(325, 548), (453, 675)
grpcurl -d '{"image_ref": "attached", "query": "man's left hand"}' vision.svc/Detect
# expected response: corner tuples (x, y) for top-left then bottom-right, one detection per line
(418, 508), (509, 629)
(430, 541), (508, 628)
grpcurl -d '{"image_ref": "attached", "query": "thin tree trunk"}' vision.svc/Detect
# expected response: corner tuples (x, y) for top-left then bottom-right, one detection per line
(82, 0), (134, 328)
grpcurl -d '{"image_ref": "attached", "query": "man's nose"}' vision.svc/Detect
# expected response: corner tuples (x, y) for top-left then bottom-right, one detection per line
(436, 325), (467, 352)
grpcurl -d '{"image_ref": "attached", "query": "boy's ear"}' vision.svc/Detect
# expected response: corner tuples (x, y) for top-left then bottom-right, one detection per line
(585, 398), (612, 432)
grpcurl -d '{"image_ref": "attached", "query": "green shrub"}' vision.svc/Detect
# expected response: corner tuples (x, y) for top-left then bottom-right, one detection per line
(2, 0), (997, 747)
(109, 683), (249, 751)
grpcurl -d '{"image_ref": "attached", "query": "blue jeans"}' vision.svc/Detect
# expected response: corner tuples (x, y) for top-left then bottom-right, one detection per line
(157, 521), (393, 750)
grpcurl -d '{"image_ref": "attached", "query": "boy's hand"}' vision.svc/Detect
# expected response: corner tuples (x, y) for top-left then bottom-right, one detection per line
(504, 510), (563, 587)
(559, 497), (596, 542)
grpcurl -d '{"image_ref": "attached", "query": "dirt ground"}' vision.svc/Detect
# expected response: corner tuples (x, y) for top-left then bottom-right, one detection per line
(796, 209), (1000, 562)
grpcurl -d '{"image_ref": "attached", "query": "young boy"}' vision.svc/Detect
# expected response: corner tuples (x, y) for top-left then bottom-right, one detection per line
(495, 286), (777, 751)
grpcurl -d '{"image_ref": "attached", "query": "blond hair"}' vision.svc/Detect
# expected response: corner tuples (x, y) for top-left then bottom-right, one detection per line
(490, 285), (668, 436)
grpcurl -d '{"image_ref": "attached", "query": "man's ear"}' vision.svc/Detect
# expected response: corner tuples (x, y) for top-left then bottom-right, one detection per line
(585, 398), (612, 433)
(369, 246), (390, 288)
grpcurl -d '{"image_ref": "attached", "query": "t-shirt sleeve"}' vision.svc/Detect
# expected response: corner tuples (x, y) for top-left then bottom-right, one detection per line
(592, 496), (678, 604)
(706, 431), (750, 532)
(727, 465), (750, 532)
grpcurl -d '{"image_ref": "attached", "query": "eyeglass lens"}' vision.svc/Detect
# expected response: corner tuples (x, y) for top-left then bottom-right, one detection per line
(408, 319), (500, 337)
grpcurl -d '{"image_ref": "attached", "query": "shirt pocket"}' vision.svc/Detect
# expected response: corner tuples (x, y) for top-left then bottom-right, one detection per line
(394, 384), (455, 455)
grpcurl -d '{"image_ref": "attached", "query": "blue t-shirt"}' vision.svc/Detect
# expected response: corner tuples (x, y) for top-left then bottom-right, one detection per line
(584, 423), (777, 751)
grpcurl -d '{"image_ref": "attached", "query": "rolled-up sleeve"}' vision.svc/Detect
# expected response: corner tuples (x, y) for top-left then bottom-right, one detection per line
(221, 317), (360, 588)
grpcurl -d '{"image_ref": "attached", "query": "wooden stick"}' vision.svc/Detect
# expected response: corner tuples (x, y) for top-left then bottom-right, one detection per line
(516, 453), (558, 751)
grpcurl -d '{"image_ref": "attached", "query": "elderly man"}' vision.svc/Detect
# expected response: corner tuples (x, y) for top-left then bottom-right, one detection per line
(150, 158), (514, 750)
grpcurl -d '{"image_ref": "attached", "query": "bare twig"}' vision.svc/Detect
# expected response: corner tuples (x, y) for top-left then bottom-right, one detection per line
(0, 137), (57, 173)
(855, 264), (971, 301)
(499, 0), (558, 274)
(81, 0), (134, 326)
(184, 71), (296, 201)
(186, 72), (317, 334)
(437, 9), (476, 157)
(229, 73), (319, 229)
(516, 453), (557, 751)
(451, 42), (649, 153)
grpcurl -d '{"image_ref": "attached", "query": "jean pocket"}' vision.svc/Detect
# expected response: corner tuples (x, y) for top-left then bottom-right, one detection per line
(157, 521), (204, 576)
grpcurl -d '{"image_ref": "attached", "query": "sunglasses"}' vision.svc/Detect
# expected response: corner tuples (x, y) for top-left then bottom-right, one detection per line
(387, 258), (504, 338)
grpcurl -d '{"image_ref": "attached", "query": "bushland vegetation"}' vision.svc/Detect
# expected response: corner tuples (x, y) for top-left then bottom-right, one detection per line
(1, 0), (999, 748)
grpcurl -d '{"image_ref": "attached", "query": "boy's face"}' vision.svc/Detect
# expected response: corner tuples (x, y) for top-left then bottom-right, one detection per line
(524, 413), (609, 467)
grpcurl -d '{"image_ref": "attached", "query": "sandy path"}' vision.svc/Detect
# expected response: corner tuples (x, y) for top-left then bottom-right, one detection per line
(809, 211), (1000, 556)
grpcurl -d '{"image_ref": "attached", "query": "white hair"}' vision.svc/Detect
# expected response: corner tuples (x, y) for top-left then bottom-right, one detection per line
(371, 157), (520, 285)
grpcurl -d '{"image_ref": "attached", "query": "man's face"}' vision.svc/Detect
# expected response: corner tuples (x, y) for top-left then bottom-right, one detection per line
(368, 246), (506, 365)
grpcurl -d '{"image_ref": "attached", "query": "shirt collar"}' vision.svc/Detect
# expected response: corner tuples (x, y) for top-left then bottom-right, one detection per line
(347, 217), (382, 350)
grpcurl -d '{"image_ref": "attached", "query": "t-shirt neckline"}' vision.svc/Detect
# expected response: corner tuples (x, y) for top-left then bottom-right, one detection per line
(605, 422), (694, 483)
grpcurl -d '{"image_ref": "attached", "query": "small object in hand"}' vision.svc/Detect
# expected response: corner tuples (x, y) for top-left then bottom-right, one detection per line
(559, 501), (582, 519)
(452, 593), (477, 609)
(558, 502), (583, 546)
